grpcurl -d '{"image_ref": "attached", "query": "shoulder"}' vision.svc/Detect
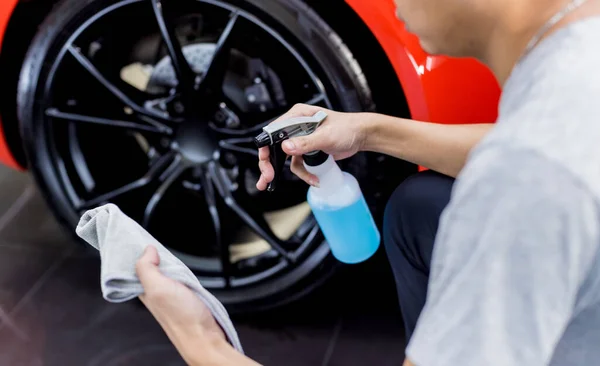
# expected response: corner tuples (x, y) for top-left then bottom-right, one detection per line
(448, 143), (598, 221)
(437, 143), (600, 267)
(499, 17), (600, 117)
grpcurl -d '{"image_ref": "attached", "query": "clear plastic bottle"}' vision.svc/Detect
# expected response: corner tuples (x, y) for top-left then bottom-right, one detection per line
(303, 151), (380, 264)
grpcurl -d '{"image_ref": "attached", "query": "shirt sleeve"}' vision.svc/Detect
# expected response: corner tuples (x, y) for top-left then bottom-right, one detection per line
(406, 146), (600, 366)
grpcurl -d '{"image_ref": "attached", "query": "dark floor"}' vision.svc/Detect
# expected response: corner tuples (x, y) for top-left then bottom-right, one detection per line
(0, 166), (406, 366)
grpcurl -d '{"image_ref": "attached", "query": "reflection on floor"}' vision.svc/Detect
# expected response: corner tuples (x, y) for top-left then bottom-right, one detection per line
(0, 166), (405, 366)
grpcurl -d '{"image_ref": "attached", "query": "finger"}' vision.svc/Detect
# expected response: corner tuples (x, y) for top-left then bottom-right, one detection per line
(140, 245), (160, 266)
(256, 176), (268, 191)
(281, 121), (330, 156)
(256, 173), (273, 191)
(268, 104), (325, 132)
(282, 129), (328, 156)
(265, 103), (328, 156)
(136, 246), (169, 291)
(256, 160), (275, 191)
(258, 160), (274, 181)
(257, 147), (273, 191)
(258, 146), (270, 161)
(290, 156), (319, 187)
(274, 103), (323, 122)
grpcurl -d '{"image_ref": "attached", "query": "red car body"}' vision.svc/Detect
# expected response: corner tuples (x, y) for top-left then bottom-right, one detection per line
(0, 0), (501, 171)
(0, 0), (20, 170)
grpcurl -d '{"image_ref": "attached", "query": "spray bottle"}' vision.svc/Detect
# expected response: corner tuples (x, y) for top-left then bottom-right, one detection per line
(254, 111), (380, 264)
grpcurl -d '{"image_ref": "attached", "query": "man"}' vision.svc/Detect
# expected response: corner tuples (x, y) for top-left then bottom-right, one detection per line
(136, 0), (600, 364)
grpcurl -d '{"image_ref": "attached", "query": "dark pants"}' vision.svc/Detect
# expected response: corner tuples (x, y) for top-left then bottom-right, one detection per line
(383, 170), (455, 341)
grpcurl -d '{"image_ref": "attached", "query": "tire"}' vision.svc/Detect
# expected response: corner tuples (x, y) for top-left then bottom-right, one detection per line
(17, 0), (385, 313)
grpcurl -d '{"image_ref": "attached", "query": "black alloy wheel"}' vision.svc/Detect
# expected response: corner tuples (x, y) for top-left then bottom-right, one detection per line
(17, 0), (404, 312)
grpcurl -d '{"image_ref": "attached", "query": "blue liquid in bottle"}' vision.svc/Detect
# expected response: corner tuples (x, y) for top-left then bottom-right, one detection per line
(305, 152), (381, 264)
(309, 193), (381, 264)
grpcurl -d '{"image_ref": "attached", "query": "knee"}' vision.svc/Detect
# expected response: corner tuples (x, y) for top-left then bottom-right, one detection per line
(383, 174), (429, 238)
(384, 175), (421, 227)
(383, 171), (453, 250)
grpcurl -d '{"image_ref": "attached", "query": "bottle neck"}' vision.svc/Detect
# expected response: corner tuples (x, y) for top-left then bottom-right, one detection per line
(304, 155), (344, 193)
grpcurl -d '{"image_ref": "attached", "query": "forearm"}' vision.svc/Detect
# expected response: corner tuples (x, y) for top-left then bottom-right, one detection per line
(181, 331), (262, 366)
(362, 114), (493, 178)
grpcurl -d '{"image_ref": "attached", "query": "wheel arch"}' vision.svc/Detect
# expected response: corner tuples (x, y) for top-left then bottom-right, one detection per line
(303, 0), (409, 119)
(0, 0), (62, 170)
(339, 0), (501, 124)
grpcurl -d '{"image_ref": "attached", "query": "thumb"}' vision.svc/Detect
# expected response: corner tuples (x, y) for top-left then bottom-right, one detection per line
(140, 245), (160, 265)
(136, 246), (165, 288)
(282, 130), (327, 156)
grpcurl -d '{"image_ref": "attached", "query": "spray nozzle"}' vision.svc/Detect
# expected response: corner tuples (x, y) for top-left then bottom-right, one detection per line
(254, 110), (327, 192)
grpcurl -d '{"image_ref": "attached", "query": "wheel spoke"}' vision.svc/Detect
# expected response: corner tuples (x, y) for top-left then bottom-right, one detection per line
(67, 45), (173, 124)
(143, 153), (190, 227)
(46, 108), (172, 135)
(197, 12), (240, 93)
(219, 136), (292, 169)
(198, 169), (231, 285)
(219, 137), (258, 157)
(77, 151), (177, 210)
(150, 0), (196, 98)
(207, 162), (292, 261)
(304, 93), (327, 107)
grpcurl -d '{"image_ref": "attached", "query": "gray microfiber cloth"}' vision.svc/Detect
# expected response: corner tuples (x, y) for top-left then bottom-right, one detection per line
(75, 203), (243, 354)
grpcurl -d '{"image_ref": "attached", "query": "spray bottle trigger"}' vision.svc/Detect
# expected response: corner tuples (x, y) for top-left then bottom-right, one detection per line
(267, 142), (287, 192)
(255, 110), (328, 192)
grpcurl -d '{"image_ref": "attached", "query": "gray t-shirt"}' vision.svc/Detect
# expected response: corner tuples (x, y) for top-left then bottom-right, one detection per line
(407, 16), (600, 366)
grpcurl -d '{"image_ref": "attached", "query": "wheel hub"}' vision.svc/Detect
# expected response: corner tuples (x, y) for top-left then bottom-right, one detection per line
(149, 43), (228, 164)
(174, 121), (218, 164)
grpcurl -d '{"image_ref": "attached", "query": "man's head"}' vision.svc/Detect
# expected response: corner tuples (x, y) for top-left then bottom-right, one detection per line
(393, 0), (570, 60)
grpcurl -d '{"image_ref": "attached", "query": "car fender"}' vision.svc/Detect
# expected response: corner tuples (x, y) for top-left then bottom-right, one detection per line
(345, 0), (501, 124)
(0, 0), (23, 170)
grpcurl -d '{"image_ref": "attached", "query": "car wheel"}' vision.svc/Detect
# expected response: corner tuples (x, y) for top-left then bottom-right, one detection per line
(17, 0), (399, 312)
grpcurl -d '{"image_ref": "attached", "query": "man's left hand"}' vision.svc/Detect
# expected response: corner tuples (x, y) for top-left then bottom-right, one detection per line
(136, 246), (226, 363)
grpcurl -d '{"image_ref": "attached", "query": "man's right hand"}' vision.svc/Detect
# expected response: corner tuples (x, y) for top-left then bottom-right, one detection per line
(256, 103), (370, 190)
